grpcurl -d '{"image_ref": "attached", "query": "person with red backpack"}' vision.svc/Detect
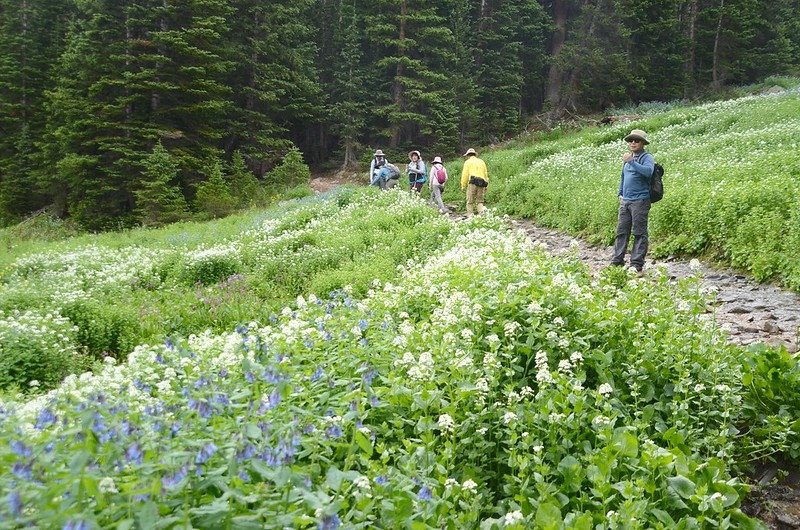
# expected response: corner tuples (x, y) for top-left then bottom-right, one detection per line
(428, 156), (448, 214)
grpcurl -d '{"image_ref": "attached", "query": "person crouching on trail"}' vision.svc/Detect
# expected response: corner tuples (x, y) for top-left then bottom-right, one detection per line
(369, 149), (388, 188)
(460, 148), (489, 216)
(407, 150), (427, 193)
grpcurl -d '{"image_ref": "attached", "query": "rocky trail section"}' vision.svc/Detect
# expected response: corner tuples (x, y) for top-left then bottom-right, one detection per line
(507, 219), (800, 354)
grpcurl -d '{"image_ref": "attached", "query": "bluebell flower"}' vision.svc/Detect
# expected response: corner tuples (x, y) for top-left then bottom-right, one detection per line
(237, 443), (256, 461)
(358, 319), (368, 331)
(323, 331), (332, 341)
(361, 367), (376, 385)
(12, 462), (32, 481)
(162, 466), (189, 489)
(349, 401), (358, 412)
(35, 408), (56, 430)
(219, 369), (229, 378)
(381, 321), (390, 330)
(303, 424), (316, 434)
(7, 490), (22, 517)
(214, 393), (230, 407)
(165, 338), (175, 350)
(62, 520), (89, 530)
(189, 398), (212, 419)
(370, 395), (379, 407)
(239, 470), (251, 482)
(193, 376), (211, 389)
(262, 368), (283, 384)
(236, 324), (249, 335)
(195, 442), (218, 465)
(170, 422), (182, 437)
(121, 420), (134, 436)
(318, 514), (341, 530)
(359, 338), (368, 347)
(259, 390), (281, 413)
(10, 440), (32, 457)
(133, 494), (150, 502)
(155, 352), (164, 364)
(304, 340), (314, 349)
(245, 371), (256, 383)
(375, 476), (388, 485)
(126, 443), (143, 465)
(310, 367), (324, 382)
(325, 425), (343, 439)
(418, 486), (432, 501)
(269, 314), (278, 323)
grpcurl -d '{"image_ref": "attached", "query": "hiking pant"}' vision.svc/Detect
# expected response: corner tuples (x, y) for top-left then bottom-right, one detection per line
(612, 199), (651, 270)
(466, 183), (486, 216)
(430, 185), (446, 212)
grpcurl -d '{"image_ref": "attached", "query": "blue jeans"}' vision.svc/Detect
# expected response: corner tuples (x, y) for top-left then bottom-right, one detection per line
(611, 199), (651, 270)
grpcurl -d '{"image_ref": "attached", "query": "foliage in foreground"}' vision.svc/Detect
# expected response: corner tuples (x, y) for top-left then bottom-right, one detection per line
(2, 210), (797, 529)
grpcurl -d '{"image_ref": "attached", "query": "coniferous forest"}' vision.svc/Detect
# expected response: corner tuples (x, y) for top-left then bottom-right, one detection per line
(0, 0), (798, 229)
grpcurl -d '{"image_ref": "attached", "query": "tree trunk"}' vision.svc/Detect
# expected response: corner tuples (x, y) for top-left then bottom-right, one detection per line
(544, 0), (569, 108)
(712, 0), (724, 88)
(684, 0), (698, 98)
(560, 0), (596, 112)
(389, 0), (407, 148)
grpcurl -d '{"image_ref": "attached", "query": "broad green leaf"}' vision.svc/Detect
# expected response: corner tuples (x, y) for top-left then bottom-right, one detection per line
(667, 475), (696, 499)
(354, 430), (373, 456)
(535, 502), (562, 529)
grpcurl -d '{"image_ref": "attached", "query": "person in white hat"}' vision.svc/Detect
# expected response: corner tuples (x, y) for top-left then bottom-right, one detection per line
(369, 149), (388, 188)
(428, 156), (448, 214)
(460, 148), (489, 216)
(611, 129), (655, 273)
(407, 150), (427, 193)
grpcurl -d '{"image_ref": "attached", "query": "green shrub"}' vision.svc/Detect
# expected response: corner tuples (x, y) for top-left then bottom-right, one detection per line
(179, 248), (242, 286)
(60, 300), (141, 360)
(0, 310), (82, 391)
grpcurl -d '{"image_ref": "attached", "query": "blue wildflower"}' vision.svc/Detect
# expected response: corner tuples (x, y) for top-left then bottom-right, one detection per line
(245, 371), (256, 383)
(162, 466), (188, 489)
(238, 470), (251, 482)
(170, 422), (182, 437)
(237, 443), (256, 461)
(155, 352), (164, 364)
(318, 514), (341, 530)
(195, 442), (218, 465)
(375, 476), (388, 485)
(262, 368), (283, 383)
(304, 340), (314, 348)
(418, 486), (432, 501)
(8, 491), (22, 517)
(133, 494), (150, 502)
(358, 319), (368, 331)
(359, 338), (368, 347)
(325, 425), (343, 439)
(219, 368), (229, 378)
(62, 520), (89, 530)
(323, 331), (332, 341)
(362, 367), (376, 385)
(236, 324), (249, 335)
(259, 390), (281, 413)
(126, 443), (143, 465)
(269, 314), (278, 323)
(35, 408), (56, 430)
(165, 338), (175, 350)
(10, 440), (32, 457)
(12, 462), (32, 481)
(214, 393), (230, 407)
(370, 395), (379, 407)
(310, 367), (324, 382)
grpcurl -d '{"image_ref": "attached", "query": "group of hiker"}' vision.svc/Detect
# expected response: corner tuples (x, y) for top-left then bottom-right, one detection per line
(368, 147), (489, 216)
(368, 127), (657, 272)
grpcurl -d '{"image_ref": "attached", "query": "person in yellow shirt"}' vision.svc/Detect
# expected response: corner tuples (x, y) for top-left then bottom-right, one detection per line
(460, 148), (489, 216)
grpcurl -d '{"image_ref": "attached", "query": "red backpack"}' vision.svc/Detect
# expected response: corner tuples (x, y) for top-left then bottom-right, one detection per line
(435, 165), (447, 184)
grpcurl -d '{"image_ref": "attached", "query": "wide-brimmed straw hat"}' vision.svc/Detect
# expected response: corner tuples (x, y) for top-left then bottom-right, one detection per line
(463, 148), (477, 157)
(408, 150), (421, 160)
(623, 129), (649, 144)
(432, 156), (443, 164)
(374, 149), (385, 157)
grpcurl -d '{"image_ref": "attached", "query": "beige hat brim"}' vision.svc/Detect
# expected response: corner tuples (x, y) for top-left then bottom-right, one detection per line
(624, 134), (649, 144)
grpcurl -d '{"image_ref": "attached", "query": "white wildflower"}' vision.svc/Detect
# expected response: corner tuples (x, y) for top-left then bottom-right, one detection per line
(502, 411), (518, 425)
(504, 510), (524, 526)
(462, 479), (478, 493)
(598, 383), (613, 396)
(99, 477), (118, 494)
(437, 414), (455, 432)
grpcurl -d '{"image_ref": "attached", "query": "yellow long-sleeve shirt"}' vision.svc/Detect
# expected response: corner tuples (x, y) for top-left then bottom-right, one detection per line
(460, 156), (489, 189)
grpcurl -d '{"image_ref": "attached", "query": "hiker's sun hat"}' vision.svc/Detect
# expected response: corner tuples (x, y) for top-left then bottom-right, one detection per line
(374, 149), (385, 157)
(432, 156), (443, 164)
(463, 148), (477, 157)
(408, 150), (421, 159)
(623, 129), (649, 144)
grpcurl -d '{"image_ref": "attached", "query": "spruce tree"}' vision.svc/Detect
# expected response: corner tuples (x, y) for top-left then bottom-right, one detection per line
(227, 150), (261, 207)
(227, 0), (322, 174)
(134, 142), (189, 226)
(194, 158), (237, 218)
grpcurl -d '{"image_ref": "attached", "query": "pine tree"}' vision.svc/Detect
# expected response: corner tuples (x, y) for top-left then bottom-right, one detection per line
(194, 158), (236, 218)
(227, 150), (261, 207)
(226, 0), (322, 174)
(362, 0), (460, 151)
(266, 146), (311, 188)
(0, 0), (72, 223)
(134, 142), (189, 226)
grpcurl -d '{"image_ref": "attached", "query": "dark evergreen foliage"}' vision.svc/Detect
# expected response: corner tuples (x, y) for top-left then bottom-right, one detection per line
(0, 0), (797, 228)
